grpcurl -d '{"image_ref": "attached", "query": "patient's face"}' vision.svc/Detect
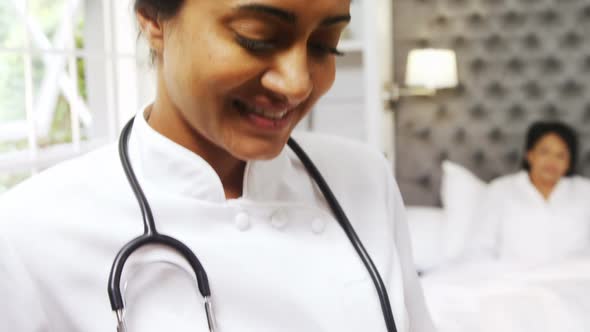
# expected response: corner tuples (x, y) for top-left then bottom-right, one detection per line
(526, 133), (570, 184)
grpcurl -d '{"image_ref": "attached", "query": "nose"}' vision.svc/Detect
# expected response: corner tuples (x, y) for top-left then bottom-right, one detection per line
(261, 47), (313, 106)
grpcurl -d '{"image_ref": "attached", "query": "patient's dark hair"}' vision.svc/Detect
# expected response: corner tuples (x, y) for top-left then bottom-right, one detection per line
(134, 0), (184, 20)
(521, 121), (578, 176)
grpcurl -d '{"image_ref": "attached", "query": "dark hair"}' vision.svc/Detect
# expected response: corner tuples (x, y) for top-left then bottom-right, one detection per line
(134, 0), (184, 20)
(521, 121), (578, 176)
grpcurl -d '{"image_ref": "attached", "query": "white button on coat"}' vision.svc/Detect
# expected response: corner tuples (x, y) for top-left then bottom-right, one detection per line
(234, 212), (250, 231)
(311, 217), (327, 234)
(270, 209), (288, 230)
(0, 108), (436, 332)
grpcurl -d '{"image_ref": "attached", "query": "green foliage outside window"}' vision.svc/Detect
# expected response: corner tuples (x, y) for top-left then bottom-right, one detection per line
(0, 172), (30, 195)
(0, 1), (87, 192)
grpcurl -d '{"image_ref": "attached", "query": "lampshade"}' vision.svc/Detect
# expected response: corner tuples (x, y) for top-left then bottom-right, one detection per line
(404, 48), (458, 90)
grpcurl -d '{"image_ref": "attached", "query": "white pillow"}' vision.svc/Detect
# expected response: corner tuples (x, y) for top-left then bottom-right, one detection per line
(440, 161), (487, 262)
(405, 206), (445, 273)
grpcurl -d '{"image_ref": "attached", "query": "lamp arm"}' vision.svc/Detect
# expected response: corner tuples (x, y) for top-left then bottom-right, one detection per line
(382, 82), (437, 104)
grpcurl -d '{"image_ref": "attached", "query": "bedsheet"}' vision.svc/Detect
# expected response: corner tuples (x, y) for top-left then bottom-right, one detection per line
(421, 253), (590, 332)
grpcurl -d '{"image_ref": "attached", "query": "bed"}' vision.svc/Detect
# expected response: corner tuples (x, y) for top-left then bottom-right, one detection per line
(406, 161), (590, 332)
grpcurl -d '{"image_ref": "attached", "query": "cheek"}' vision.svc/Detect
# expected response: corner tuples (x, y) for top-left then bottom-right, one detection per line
(527, 153), (538, 168)
(161, 38), (206, 107)
(198, 51), (258, 92)
(165, 36), (265, 103)
(309, 61), (336, 103)
(315, 62), (336, 94)
(529, 155), (547, 171)
(558, 158), (571, 171)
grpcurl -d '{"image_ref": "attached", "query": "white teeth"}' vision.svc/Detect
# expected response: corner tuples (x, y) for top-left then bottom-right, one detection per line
(252, 107), (288, 119)
(237, 100), (289, 119)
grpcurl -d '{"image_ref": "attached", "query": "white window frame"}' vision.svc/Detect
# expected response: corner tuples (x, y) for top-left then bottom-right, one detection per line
(0, 0), (154, 179)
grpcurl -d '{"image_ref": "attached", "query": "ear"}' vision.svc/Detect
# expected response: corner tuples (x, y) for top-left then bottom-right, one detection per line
(136, 8), (165, 57)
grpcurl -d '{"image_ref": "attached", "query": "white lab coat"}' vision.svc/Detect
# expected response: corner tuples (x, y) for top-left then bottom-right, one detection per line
(0, 110), (435, 332)
(468, 171), (590, 263)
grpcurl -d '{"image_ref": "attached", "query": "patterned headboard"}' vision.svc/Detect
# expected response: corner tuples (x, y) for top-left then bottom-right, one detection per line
(393, 0), (590, 206)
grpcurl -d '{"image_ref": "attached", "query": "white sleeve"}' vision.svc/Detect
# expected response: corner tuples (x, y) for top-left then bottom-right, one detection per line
(0, 234), (49, 331)
(387, 167), (437, 332)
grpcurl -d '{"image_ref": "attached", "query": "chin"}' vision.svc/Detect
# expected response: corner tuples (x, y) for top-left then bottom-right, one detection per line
(230, 137), (289, 161)
(540, 173), (561, 184)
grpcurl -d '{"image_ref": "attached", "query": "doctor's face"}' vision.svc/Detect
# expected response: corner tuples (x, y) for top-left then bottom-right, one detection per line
(146, 0), (350, 160)
(526, 133), (571, 184)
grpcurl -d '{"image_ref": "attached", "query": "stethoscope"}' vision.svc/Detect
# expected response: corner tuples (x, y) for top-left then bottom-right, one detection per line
(108, 116), (398, 332)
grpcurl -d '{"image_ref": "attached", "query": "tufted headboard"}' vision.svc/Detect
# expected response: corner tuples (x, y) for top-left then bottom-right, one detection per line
(392, 0), (590, 206)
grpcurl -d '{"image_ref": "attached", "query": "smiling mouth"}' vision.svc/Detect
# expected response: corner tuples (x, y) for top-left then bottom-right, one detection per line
(232, 99), (291, 120)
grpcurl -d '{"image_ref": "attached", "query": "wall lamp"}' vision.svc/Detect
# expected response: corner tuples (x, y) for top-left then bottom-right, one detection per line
(385, 48), (459, 103)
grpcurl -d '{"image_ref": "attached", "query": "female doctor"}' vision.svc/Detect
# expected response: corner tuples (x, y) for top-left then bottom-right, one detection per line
(0, 0), (435, 331)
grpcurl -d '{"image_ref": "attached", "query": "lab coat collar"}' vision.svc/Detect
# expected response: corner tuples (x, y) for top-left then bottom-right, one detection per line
(128, 107), (298, 204)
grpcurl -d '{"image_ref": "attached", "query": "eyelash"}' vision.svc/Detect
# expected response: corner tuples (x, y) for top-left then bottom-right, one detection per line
(234, 34), (344, 57)
(310, 43), (345, 57)
(235, 35), (277, 52)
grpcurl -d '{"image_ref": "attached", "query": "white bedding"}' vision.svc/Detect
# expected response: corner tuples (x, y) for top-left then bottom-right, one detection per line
(420, 254), (590, 332)
(406, 162), (590, 331)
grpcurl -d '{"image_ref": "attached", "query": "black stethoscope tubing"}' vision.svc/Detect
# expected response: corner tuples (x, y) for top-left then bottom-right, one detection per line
(108, 116), (398, 332)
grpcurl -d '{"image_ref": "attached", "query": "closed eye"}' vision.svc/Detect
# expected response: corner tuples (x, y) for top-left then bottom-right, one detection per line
(235, 34), (344, 58)
(234, 34), (277, 52)
(309, 42), (344, 57)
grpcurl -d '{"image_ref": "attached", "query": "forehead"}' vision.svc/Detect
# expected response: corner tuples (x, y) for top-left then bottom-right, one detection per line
(537, 133), (568, 149)
(218, 0), (351, 19)
(224, 0), (351, 9)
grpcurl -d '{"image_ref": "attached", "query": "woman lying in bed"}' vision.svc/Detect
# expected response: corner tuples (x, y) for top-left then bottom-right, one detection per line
(468, 121), (590, 263)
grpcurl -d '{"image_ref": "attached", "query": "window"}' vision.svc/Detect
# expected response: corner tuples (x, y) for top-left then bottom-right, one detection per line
(0, 0), (153, 194)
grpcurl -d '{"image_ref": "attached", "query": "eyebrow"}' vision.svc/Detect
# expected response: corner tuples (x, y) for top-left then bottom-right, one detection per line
(234, 4), (350, 26)
(321, 15), (351, 26)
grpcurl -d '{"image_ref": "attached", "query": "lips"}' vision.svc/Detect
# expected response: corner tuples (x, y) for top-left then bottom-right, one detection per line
(232, 98), (296, 131)
(542, 167), (560, 176)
